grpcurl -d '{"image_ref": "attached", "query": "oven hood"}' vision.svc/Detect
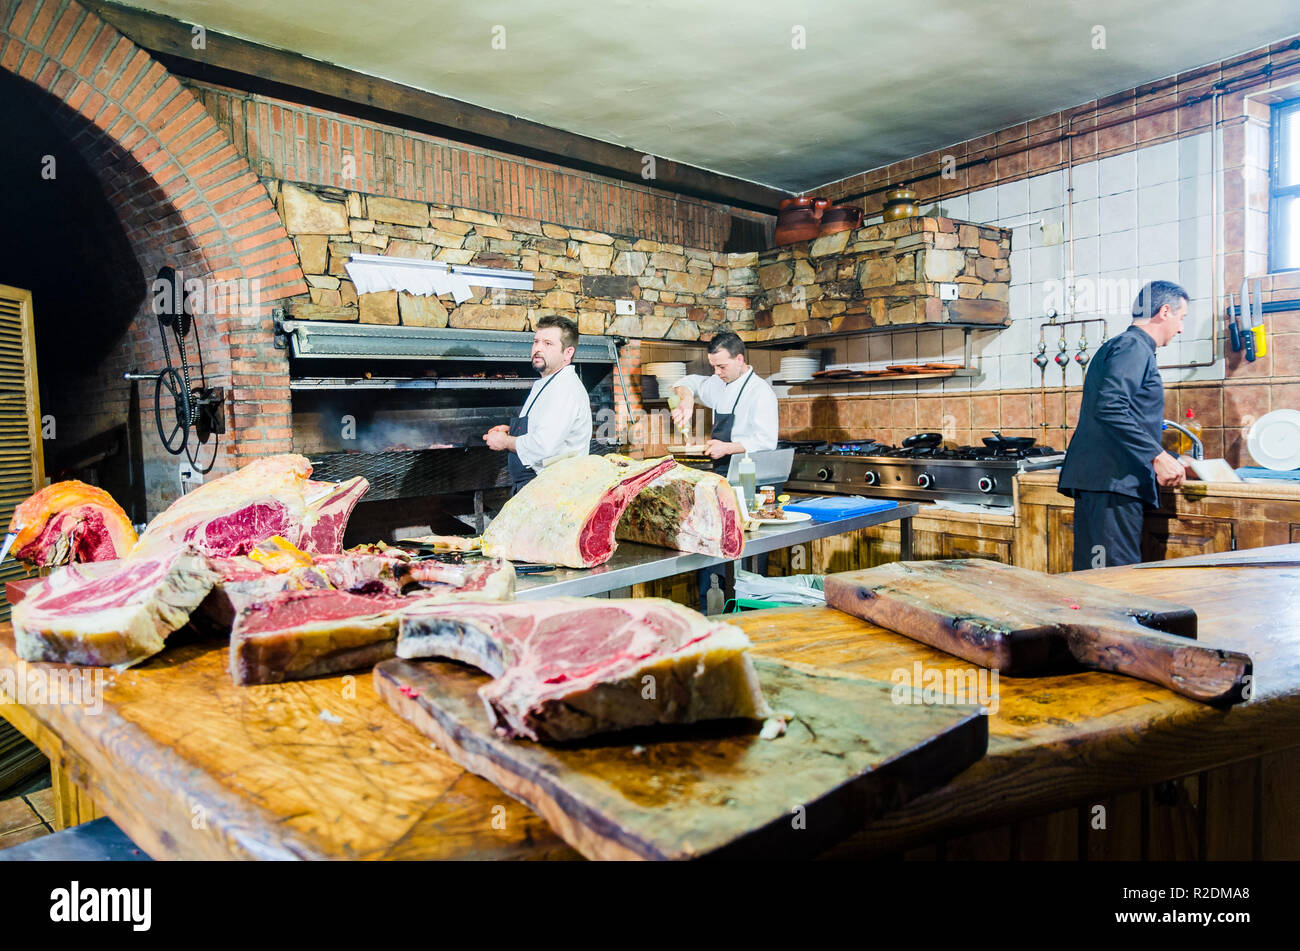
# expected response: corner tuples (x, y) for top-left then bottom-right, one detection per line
(276, 318), (621, 364)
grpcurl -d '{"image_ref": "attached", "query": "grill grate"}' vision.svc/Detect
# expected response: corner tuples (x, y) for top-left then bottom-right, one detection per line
(308, 447), (510, 501)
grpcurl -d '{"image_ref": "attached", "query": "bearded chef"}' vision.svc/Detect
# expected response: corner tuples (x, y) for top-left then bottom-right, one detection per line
(483, 315), (592, 494)
(670, 331), (778, 474)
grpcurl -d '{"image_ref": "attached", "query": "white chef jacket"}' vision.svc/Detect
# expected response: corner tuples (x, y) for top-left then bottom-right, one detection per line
(676, 367), (779, 454)
(513, 364), (593, 472)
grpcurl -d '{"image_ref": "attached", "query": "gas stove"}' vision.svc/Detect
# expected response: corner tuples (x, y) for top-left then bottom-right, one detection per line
(784, 439), (1065, 507)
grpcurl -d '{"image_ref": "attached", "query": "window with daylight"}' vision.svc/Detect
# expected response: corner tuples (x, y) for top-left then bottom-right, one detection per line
(1272, 97), (1300, 271)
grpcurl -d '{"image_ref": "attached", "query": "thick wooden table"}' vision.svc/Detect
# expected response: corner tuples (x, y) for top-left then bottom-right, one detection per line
(1, 559), (1298, 859)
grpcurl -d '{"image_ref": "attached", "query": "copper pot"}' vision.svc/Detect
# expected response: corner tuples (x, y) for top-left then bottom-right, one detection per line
(774, 196), (830, 245)
(818, 204), (863, 235)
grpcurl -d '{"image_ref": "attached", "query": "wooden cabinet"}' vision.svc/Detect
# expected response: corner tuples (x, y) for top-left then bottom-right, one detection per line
(1015, 471), (1300, 573)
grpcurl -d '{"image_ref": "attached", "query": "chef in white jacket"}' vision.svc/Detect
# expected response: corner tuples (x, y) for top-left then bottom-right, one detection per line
(670, 331), (778, 475)
(483, 315), (592, 494)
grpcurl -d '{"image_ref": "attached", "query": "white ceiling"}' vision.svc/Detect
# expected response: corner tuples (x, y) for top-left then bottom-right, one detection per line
(115, 0), (1299, 192)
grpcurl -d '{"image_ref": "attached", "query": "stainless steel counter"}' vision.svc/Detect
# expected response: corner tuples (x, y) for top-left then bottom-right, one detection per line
(514, 502), (918, 601)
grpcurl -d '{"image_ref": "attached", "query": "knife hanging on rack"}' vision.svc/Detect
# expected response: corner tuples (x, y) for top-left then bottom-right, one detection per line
(1239, 280), (1256, 362)
(1252, 278), (1267, 357)
(1227, 292), (1241, 352)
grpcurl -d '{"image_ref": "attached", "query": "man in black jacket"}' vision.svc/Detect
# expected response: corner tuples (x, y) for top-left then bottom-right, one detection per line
(1058, 280), (1189, 570)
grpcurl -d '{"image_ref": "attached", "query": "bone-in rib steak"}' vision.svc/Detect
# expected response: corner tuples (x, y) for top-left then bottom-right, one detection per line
(6, 481), (138, 568)
(395, 597), (772, 742)
(481, 455), (675, 568)
(616, 463), (744, 558)
(12, 551), (218, 668)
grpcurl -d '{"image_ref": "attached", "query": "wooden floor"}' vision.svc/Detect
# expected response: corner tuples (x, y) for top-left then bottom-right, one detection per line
(0, 777), (55, 850)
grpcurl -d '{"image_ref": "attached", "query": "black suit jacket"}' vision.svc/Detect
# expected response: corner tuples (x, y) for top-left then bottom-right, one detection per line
(1058, 325), (1164, 506)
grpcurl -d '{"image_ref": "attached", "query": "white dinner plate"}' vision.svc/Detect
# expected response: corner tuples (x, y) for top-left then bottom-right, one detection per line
(1246, 409), (1300, 470)
(749, 511), (813, 525)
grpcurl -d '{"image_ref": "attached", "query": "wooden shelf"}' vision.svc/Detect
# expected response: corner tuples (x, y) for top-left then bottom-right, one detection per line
(750, 321), (1008, 349)
(778, 368), (978, 386)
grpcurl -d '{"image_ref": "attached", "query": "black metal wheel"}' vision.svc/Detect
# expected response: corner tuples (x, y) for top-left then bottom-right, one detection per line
(154, 367), (191, 455)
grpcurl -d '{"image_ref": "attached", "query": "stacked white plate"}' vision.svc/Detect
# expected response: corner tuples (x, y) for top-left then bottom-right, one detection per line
(779, 355), (821, 383)
(644, 361), (687, 393)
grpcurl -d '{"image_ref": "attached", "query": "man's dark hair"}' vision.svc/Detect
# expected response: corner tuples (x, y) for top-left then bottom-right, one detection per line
(536, 314), (579, 352)
(1132, 280), (1189, 320)
(708, 331), (746, 359)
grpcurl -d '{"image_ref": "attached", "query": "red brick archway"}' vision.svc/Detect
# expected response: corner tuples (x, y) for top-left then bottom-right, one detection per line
(1, 0), (305, 492)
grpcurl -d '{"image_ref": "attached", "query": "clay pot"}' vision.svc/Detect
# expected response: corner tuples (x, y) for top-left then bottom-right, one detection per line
(818, 205), (863, 235)
(774, 196), (830, 245)
(881, 186), (919, 222)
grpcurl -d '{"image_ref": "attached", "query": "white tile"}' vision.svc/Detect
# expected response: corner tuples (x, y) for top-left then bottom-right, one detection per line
(1179, 215), (1212, 260)
(971, 369), (998, 392)
(1010, 283), (1032, 320)
(1067, 160), (1099, 202)
(1138, 222), (1180, 266)
(1004, 315), (1032, 354)
(1180, 302), (1214, 344)
(1137, 140), (1179, 186)
(1001, 354), (1032, 389)
(1071, 237), (1100, 275)
(917, 331), (943, 361)
(1029, 170), (1065, 213)
(943, 376), (973, 393)
(1177, 174), (1212, 220)
(867, 334), (893, 363)
(1008, 222), (1037, 253)
(942, 328), (965, 359)
(1100, 191), (1137, 233)
(998, 179), (1030, 220)
(1009, 247), (1030, 284)
(1138, 180), (1179, 226)
(937, 194), (969, 220)
(967, 186), (998, 223)
(1097, 229), (1138, 271)
(1178, 132), (1212, 180)
(916, 378), (945, 395)
(1030, 244), (1064, 281)
(1178, 258), (1212, 300)
(1098, 151), (1136, 195)
(1071, 198), (1099, 237)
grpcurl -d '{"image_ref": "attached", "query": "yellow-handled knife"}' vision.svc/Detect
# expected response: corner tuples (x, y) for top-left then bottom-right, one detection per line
(1251, 278), (1267, 357)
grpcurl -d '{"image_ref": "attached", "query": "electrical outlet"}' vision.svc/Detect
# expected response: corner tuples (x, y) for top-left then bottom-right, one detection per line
(939, 283), (959, 301)
(615, 299), (636, 316)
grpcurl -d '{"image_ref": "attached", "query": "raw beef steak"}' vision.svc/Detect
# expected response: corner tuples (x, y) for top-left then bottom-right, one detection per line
(395, 597), (772, 742)
(481, 455), (675, 568)
(229, 557), (517, 684)
(617, 463), (745, 557)
(5, 481), (137, 568)
(12, 551), (219, 668)
(130, 454), (369, 559)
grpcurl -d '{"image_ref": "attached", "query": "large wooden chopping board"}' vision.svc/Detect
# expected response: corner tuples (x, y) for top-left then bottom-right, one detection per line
(825, 559), (1252, 703)
(374, 656), (987, 860)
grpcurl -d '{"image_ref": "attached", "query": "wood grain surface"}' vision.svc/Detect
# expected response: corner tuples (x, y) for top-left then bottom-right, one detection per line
(374, 655), (987, 860)
(825, 559), (1252, 702)
(1, 557), (1298, 859)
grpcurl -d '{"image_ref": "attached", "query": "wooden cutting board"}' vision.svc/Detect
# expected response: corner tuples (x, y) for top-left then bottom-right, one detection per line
(825, 559), (1253, 704)
(374, 655), (987, 860)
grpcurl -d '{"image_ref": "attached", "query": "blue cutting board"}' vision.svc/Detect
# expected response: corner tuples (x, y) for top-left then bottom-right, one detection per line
(1236, 466), (1300, 481)
(783, 497), (898, 520)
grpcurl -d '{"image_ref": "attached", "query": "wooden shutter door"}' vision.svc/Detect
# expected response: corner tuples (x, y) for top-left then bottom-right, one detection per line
(0, 285), (45, 624)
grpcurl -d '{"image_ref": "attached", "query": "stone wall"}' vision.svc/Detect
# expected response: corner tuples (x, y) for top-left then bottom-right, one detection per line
(273, 180), (759, 342)
(753, 218), (1012, 340)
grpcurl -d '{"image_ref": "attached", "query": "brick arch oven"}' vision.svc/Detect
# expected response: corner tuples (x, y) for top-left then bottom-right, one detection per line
(0, 0), (305, 516)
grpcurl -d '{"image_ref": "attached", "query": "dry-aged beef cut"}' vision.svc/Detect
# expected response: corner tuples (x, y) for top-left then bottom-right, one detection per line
(12, 551), (219, 668)
(229, 557), (516, 684)
(5, 481), (137, 568)
(481, 455), (675, 568)
(395, 597), (772, 742)
(130, 454), (368, 559)
(616, 463), (745, 558)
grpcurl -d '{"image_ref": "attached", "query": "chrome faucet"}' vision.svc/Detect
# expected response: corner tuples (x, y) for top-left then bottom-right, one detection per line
(1162, 419), (1204, 460)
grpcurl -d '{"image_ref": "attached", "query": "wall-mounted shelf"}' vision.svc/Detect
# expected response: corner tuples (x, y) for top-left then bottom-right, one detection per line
(777, 368), (979, 387)
(749, 320), (1008, 349)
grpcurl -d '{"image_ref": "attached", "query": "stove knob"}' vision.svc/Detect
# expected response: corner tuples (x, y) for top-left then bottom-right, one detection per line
(864, 470), (878, 486)
(978, 475), (996, 494)
(916, 472), (934, 489)
(816, 467), (832, 482)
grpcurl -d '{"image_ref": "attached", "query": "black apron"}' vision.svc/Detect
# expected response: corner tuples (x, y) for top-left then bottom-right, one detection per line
(507, 370), (562, 494)
(710, 370), (755, 475)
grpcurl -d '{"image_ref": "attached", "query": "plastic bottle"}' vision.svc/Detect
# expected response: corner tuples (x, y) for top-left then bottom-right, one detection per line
(738, 453), (757, 505)
(1182, 408), (1202, 454)
(705, 575), (725, 616)
(1163, 408), (1203, 455)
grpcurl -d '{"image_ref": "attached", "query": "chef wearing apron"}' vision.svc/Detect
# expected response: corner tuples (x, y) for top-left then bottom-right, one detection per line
(671, 331), (779, 476)
(483, 315), (592, 494)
